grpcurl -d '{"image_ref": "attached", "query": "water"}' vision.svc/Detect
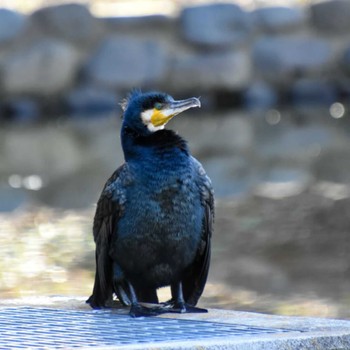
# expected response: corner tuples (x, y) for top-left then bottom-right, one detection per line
(1, 108), (350, 319)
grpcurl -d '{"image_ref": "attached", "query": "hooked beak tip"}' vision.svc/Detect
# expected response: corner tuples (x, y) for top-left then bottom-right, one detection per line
(193, 97), (201, 108)
(169, 97), (201, 112)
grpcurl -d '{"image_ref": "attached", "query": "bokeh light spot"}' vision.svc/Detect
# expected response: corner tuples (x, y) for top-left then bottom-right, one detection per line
(329, 102), (345, 119)
(265, 109), (281, 125)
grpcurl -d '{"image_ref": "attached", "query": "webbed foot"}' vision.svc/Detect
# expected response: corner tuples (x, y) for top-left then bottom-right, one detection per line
(181, 304), (208, 313)
(129, 303), (163, 317)
(167, 303), (208, 314)
(161, 300), (208, 314)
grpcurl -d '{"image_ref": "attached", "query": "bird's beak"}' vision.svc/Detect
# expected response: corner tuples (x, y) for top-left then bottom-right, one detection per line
(167, 97), (201, 116)
(151, 97), (201, 127)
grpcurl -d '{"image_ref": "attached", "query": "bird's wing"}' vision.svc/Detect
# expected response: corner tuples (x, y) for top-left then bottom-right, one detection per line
(183, 157), (214, 306)
(87, 164), (131, 308)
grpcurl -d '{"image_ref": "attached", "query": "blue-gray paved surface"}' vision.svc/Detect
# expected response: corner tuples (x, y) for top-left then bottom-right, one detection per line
(0, 307), (300, 349)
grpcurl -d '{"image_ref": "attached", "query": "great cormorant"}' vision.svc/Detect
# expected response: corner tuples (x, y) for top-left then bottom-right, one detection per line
(87, 90), (214, 317)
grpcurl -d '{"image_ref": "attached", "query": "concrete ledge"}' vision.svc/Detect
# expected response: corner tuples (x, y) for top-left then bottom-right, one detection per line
(1, 297), (350, 349)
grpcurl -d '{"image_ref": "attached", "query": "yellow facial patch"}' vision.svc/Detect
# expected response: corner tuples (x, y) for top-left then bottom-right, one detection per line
(150, 109), (174, 127)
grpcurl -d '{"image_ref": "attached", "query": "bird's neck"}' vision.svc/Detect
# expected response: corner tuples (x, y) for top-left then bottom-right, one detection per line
(121, 126), (189, 162)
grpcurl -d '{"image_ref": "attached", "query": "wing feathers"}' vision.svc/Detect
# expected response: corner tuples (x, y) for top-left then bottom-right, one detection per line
(87, 166), (126, 308)
(183, 163), (214, 306)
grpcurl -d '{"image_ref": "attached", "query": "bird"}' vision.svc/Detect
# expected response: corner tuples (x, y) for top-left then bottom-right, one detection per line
(86, 90), (214, 317)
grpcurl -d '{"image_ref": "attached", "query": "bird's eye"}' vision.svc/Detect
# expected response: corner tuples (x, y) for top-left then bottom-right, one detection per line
(154, 102), (163, 110)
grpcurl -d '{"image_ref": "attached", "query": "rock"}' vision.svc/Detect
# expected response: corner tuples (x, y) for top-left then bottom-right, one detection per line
(103, 15), (174, 31)
(0, 9), (27, 45)
(243, 81), (278, 110)
(31, 3), (102, 47)
(1, 39), (80, 96)
(169, 50), (251, 91)
(85, 37), (168, 89)
(290, 79), (337, 106)
(65, 85), (118, 116)
(253, 36), (332, 82)
(252, 6), (307, 33)
(311, 0), (350, 33)
(180, 3), (251, 48)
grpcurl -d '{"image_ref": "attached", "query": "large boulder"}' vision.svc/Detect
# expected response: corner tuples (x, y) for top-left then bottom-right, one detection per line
(1, 39), (80, 96)
(103, 15), (174, 32)
(311, 0), (350, 33)
(253, 36), (332, 82)
(65, 85), (119, 116)
(169, 50), (251, 91)
(31, 3), (103, 47)
(252, 6), (307, 33)
(180, 3), (251, 48)
(84, 37), (168, 89)
(0, 9), (27, 45)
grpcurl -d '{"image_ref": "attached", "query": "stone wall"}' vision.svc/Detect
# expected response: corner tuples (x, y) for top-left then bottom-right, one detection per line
(2, 1), (350, 210)
(1, 0), (350, 120)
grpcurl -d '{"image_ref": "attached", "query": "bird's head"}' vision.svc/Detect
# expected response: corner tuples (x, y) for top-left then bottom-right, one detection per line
(121, 90), (201, 135)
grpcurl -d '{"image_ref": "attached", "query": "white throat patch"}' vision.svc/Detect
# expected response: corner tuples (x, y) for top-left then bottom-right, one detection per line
(141, 109), (165, 132)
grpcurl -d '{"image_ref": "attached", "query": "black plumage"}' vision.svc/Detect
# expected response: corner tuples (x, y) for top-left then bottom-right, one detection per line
(87, 90), (214, 317)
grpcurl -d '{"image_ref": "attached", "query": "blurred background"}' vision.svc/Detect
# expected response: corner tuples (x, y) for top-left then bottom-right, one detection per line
(1, 0), (350, 319)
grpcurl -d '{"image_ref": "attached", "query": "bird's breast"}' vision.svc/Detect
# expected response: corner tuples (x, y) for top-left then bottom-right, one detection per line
(111, 167), (203, 283)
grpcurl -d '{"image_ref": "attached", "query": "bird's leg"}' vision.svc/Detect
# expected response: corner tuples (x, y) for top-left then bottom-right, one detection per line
(167, 282), (208, 314)
(170, 282), (186, 313)
(127, 281), (161, 317)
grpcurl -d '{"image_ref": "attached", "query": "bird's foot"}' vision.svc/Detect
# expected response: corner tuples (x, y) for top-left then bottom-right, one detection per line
(182, 304), (208, 313)
(129, 303), (163, 317)
(161, 301), (208, 314)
